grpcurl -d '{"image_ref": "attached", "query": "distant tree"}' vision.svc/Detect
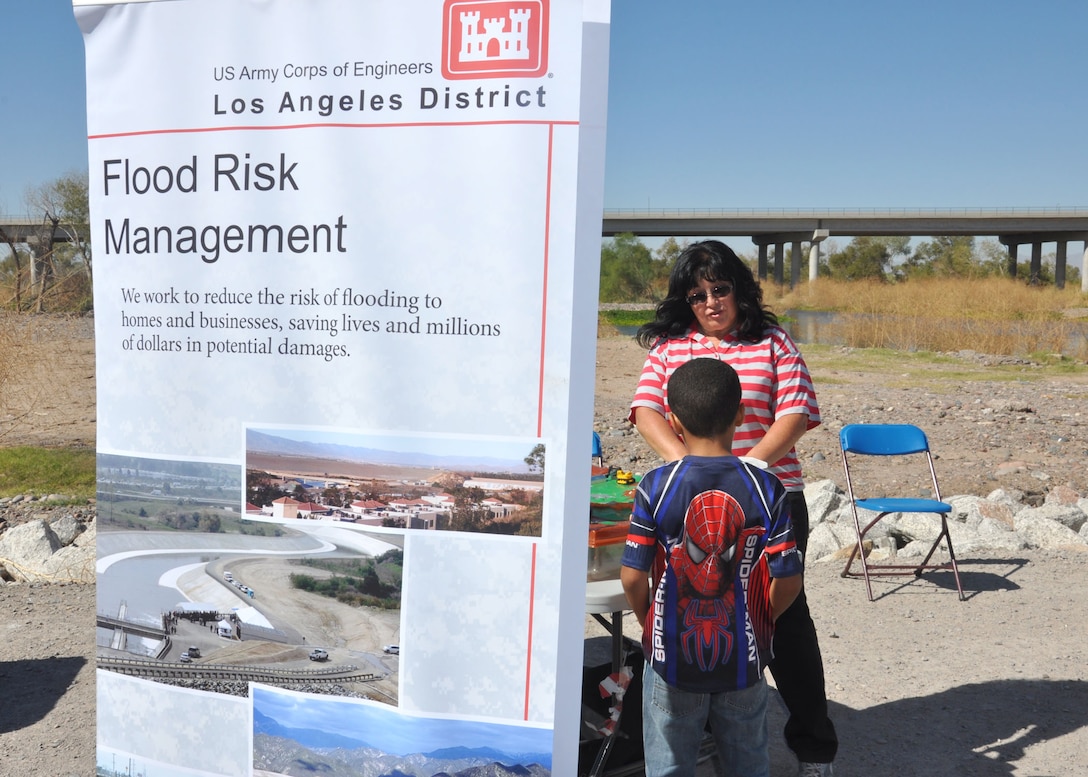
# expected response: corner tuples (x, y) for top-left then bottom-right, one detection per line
(23, 171), (92, 311)
(376, 549), (404, 567)
(814, 239), (841, 277)
(648, 237), (687, 298)
(904, 236), (977, 278)
(247, 471), (281, 509)
(976, 239), (1011, 277)
(360, 480), (383, 501)
(290, 573), (318, 592)
(322, 485), (344, 505)
(515, 505), (543, 536)
(449, 496), (489, 532)
(524, 443), (545, 473)
(506, 488), (534, 506)
(825, 236), (910, 281)
(599, 233), (667, 302)
(361, 567), (383, 596)
(198, 514), (222, 533)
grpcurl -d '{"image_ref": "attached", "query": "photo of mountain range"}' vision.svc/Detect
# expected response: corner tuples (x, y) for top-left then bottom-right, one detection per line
(252, 684), (552, 777)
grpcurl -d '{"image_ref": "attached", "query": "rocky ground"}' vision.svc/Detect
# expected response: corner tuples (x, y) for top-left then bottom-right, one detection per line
(593, 335), (1088, 500)
(3, 316), (1088, 776)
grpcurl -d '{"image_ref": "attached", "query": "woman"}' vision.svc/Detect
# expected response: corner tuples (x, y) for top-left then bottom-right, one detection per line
(629, 240), (837, 776)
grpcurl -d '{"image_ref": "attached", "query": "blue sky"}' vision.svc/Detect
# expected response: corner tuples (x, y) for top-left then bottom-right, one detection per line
(3, 0), (1086, 214)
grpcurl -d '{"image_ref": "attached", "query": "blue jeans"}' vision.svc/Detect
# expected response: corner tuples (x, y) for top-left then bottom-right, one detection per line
(642, 662), (769, 777)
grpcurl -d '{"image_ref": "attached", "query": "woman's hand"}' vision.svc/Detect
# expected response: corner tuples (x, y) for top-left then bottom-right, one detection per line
(746, 412), (809, 468)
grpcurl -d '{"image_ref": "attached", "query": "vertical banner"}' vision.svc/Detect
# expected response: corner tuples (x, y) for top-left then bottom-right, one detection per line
(79, 1), (610, 774)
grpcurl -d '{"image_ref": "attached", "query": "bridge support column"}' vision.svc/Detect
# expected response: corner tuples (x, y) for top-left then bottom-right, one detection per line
(1001, 231), (1088, 286)
(1083, 242), (1088, 293)
(753, 231), (829, 286)
(1055, 241), (1067, 289)
(809, 229), (829, 282)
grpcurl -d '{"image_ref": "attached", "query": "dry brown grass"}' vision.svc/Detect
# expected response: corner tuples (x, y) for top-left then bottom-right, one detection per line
(766, 277), (1088, 358)
(0, 322), (21, 427)
(0, 313), (96, 448)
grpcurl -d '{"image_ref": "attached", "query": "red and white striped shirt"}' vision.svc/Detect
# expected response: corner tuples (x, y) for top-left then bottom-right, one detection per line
(629, 325), (820, 490)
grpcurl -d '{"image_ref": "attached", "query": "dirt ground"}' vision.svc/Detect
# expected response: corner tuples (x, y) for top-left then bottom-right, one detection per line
(3, 315), (1088, 776)
(218, 556), (401, 702)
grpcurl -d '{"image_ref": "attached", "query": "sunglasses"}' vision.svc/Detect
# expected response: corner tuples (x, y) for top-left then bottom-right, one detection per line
(685, 283), (733, 306)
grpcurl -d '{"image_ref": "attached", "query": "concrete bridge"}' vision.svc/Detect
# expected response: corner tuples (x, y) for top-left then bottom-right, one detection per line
(603, 207), (1088, 290)
(96, 613), (167, 640)
(0, 216), (76, 244)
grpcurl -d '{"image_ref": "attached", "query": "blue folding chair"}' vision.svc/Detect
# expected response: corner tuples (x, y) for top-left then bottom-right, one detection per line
(839, 424), (965, 601)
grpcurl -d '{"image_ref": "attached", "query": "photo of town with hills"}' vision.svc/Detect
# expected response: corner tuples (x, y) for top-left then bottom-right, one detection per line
(245, 427), (546, 538)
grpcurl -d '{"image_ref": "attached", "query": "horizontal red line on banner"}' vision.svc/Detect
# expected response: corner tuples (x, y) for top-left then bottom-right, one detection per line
(88, 119), (580, 140)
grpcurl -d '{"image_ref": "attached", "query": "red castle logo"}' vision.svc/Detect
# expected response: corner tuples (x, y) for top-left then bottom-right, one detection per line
(442, 0), (549, 79)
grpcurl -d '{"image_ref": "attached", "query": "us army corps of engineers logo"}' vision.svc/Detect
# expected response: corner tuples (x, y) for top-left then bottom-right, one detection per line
(442, 0), (550, 79)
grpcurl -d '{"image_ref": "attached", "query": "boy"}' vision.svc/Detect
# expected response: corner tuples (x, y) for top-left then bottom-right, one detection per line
(621, 357), (804, 776)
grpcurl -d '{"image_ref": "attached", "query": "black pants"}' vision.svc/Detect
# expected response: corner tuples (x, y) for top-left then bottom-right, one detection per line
(767, 491), (839, 763)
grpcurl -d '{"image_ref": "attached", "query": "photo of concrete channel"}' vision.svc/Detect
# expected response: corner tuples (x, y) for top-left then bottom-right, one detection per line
(96, 453), (402, 705)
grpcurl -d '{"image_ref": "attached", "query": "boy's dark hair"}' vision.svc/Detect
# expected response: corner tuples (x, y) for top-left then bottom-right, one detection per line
(668, 358), (742, 439)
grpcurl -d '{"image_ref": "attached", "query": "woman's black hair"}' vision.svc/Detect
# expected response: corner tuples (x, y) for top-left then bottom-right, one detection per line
(635, 240), (778, 348)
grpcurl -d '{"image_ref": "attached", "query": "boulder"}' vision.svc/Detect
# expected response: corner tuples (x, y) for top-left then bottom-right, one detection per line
(48, 513), (85, 546)
(803, 479), (845, 526)
(806, 521), (854, 563)
(1014, 503), (1087, 534)
(42, 544), (95, 584)
(0, 515), (95, 584)
(0, 519), (62, 582)
(1013, 511), (1088, 549)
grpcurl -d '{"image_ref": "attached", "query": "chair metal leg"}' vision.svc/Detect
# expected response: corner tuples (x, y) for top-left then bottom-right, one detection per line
(841, 510), (888, 601)
(842, 510), (964, 601)
(841, 539), (875, 601)
(926, 517), (964, 600)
